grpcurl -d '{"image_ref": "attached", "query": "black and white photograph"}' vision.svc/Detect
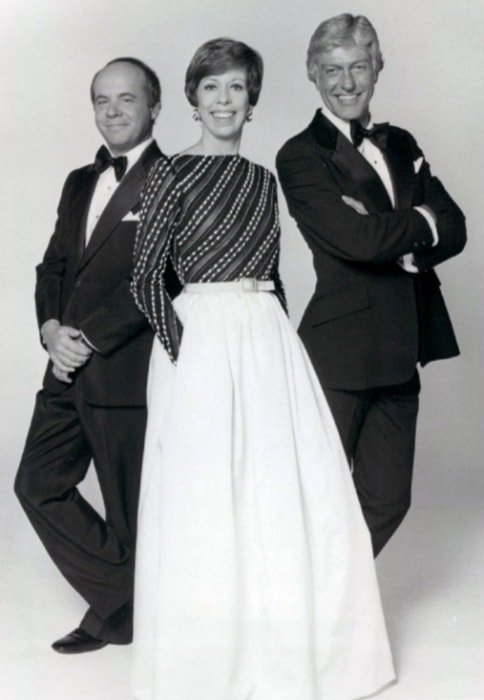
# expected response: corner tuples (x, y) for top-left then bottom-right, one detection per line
(1, 0), (482, 698)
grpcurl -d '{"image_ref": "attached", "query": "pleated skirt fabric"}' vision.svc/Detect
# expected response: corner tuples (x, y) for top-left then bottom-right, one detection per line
(132, 288), (395, 700)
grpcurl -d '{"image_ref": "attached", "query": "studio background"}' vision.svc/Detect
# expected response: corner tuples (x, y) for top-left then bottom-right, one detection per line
(1, 0), (483, 698)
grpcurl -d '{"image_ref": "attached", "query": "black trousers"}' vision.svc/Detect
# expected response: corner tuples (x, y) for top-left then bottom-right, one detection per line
(14, 386), (146, 643)
(323, 371), (421, 557)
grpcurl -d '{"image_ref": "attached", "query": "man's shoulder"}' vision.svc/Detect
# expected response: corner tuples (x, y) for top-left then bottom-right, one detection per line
(279, 125), (314, 149)
(277, 110), (342, 165)
(138, 139), (165, 171)
(276, 125), (316, 165)
(66, 162), (94, 178)
(388, 123), (419, 143)
(386, 124), (423, 157)
(56, 163), (95, 201)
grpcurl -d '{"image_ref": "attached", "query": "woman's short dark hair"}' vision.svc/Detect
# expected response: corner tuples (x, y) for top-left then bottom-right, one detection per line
(185, 38), (263, 107)
(90, 57), (161, 108)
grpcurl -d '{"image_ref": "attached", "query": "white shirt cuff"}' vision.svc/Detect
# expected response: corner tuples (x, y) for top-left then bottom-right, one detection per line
(80, 331), (98, 352)
(398, 254), (420, 274)
(414, 206), (439, 246)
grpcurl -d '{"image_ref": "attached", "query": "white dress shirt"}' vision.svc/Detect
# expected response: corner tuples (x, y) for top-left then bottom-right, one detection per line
(85, 137), (153, 244)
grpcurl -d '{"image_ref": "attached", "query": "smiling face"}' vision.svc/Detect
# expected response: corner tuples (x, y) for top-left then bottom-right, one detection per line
(92, 61), (160, 155)
(313, 43), (377, 123)
(195, 67), (250, 149)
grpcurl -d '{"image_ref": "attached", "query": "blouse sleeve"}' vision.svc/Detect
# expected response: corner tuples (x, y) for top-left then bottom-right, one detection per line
(131, 157), (183, 363)
(268, 173), (288, 315)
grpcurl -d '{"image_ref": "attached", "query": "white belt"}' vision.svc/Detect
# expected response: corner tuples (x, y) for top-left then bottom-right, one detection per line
(184, 278), (275, 293)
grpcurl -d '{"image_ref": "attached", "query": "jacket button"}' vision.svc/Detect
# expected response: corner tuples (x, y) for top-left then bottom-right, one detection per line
(75, 280), (82, 288)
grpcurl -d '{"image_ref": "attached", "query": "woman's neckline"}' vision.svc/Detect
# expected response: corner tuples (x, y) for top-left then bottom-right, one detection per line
(174, 152), (243, 159)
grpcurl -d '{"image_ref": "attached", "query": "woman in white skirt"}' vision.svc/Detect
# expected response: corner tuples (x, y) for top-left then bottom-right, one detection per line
(130, 37), (395, 700)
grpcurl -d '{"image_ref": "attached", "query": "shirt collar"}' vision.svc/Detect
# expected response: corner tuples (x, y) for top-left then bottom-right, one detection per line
(320, 105), (374, 144)
(105, 137), (153, 173)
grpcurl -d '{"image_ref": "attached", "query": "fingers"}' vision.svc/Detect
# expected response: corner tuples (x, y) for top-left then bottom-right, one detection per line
(65, 327), (81, 339)
(52, 354), (84, 372)
(51, 354), (78, 374)
(50, 341), (92, 372)
(52, 365), (72, 384)
(58, 329), (91, 356)
(50, 328), (91, 362)
(51, 342), (90, 374)
(45, 325), (93, 374)
(60, 340), (92, 363)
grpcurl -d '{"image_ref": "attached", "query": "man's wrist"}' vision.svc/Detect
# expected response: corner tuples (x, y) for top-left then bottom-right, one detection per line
(40, 319), (60, 345)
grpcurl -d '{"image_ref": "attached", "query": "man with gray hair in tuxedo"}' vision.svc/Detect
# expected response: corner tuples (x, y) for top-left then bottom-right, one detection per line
(277, 13), (466, 555)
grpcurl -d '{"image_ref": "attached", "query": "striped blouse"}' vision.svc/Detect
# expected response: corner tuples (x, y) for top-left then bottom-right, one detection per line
(131, 154), (287, 363)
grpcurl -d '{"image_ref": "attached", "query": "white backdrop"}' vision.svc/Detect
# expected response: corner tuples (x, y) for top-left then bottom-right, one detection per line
(1, 0), (483, 693)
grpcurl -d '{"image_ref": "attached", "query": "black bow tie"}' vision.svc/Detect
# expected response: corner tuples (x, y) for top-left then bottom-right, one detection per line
(350, 120), (389, 149)
(93, 145), (128, 181)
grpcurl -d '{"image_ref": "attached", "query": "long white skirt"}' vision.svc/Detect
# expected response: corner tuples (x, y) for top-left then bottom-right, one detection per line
(132, 288), (395, 700)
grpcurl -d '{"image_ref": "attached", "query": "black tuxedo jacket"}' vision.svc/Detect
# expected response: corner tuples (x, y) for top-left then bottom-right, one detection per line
(276, 110), (466, 390)
(35, 141), (172, 405)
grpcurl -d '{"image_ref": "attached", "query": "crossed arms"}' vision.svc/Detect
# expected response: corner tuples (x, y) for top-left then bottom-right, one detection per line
(276, 135), (466, 270)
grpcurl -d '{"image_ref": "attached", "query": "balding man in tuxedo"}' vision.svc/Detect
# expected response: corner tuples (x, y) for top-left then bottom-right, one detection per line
(15, 57), (178, 653)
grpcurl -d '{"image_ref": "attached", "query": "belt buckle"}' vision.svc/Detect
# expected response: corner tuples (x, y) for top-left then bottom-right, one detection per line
(241, 278), (257, 292)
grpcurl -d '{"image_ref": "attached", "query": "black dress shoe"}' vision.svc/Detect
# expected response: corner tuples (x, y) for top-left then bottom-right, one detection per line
(51, 628), (108, 654)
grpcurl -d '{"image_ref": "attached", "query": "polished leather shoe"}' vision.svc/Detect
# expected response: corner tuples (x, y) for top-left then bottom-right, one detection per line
(51, 628), (108, 654)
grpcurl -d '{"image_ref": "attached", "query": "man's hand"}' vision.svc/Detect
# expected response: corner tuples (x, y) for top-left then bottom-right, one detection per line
(52, 365), (73, 384)
(342, 195), (369, 216)
(41, 320), (92, 382)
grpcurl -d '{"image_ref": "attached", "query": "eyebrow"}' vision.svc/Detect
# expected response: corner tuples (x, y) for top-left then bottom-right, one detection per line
(321, 59), (370, 68)
(201, 74), (246, 81)
(94, 91), (137, 100)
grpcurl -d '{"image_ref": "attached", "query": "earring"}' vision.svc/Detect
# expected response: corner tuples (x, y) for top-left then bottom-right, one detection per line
(245, 108), (253, 122)
(192, 108), (201, 122)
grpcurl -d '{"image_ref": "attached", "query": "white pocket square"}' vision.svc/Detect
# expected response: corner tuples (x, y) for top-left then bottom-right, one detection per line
(413, 156), (424, 173)
(121, 211), (140, 222)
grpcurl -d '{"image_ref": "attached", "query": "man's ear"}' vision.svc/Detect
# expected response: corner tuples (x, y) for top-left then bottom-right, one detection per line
(151, 102), (161, 123)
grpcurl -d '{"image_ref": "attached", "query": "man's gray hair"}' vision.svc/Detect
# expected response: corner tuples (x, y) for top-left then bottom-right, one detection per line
(307, 13), (384, 83)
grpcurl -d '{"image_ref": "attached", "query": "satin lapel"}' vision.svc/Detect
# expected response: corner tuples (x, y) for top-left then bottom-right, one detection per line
(78, 142), (162, 271)
(331, 134), (394, 212)
(70, 169), (98, 258)
(310, 110), (394, 212)
(383, 130), (415, 210)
